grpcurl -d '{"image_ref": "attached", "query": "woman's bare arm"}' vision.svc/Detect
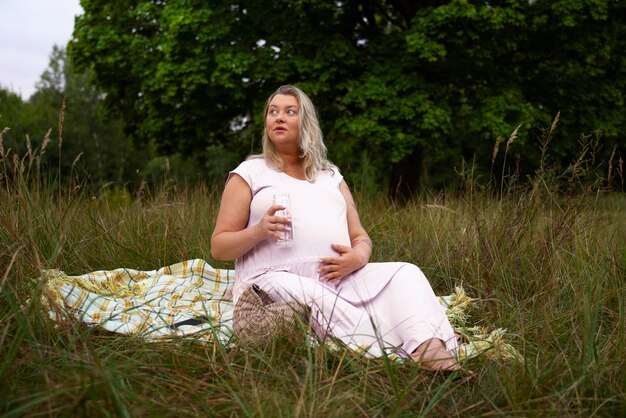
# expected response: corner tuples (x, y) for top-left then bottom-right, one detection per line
(210, 174), (290, 260)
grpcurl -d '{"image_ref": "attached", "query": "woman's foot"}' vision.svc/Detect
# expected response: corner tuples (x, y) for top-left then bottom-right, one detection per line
(411, 338), (463, 372)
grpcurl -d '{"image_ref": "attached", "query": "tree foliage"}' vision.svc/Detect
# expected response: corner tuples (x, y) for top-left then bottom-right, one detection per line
(69, 0), (626, 196)
(0, 46), (134, 185)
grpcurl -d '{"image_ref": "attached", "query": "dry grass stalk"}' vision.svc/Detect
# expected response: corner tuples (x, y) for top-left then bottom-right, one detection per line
(72, 152), (83, 169)
(619, 155), (624, 190)
(0, 127), (8, 190)
(58, 96), (66, 148)
(568, 133), (591, 192)
(58, 96), (66, 182)
(41, 128), (52, 153)
(500, 124), (522, 198)
(549, 111), (560, 134)
(540, 112), (561, 173)
(607, 146), (616, 190)
(36, 129), (52, 180)
(71, 152), (84, 188)
(12, 153), (24, 179)
(25, 134), (34, 173)
(506, 124), (522, 151)
(492, 136), (502, 165)
(0, 126), (8, 158)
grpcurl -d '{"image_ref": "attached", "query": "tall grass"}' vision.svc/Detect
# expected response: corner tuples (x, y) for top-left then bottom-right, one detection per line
(1, 121), (625, 416)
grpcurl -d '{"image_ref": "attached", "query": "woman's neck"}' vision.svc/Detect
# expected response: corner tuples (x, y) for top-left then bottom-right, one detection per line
(280, 153), (306, 180)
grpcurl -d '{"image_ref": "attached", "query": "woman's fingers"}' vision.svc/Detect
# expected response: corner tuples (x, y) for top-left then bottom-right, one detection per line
(319, 261), (346, 282)
(267, 204), (283, 215)
(319, 255), (338, 266)
(319, 244), (365, 282)
(267, 205), (291, 225)
(320, 270), (342, 282)
(256, 204), (291, 241)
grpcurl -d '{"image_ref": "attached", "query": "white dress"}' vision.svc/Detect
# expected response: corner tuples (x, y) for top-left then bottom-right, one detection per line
(230, 157), (457, 357)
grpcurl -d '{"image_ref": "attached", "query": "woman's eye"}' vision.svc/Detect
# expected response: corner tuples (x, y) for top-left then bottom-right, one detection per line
(287, 109), (296, 116)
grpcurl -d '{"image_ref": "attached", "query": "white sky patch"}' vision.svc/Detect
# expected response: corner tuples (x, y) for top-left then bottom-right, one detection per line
(0, 0), (83, 99)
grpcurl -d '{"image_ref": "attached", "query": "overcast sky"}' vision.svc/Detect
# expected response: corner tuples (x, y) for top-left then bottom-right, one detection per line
(0, 0), (83, 99)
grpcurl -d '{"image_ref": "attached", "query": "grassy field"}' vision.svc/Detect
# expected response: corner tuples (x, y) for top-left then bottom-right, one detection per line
(1, 139), (625, 416)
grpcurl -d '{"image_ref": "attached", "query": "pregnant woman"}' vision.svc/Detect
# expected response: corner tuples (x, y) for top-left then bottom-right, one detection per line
(211, 85), (461, 371)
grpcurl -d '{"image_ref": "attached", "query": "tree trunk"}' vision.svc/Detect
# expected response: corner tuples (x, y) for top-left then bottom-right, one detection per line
(389, 147), (423, 201)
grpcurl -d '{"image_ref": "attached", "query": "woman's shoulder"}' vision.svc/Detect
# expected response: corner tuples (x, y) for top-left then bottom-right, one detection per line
(318, 163), (343, 185)
(235, 156), (272, 173)
(229, 156), (280, 191)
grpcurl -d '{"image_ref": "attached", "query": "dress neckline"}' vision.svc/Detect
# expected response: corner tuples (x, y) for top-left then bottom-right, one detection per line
(280, 171), (309, 182)
(261, 159), (310, 182)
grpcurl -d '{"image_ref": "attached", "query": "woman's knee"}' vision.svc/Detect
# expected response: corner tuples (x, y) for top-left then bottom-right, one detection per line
(394, 263), (428, 284)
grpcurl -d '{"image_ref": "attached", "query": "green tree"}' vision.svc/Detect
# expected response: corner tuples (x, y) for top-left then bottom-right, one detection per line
(1, 46), (135, 186)
(0, 87), (28, 147)
(70, 0), (626, 196)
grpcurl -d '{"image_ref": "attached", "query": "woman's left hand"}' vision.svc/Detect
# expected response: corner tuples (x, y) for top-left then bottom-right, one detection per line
(318, 244), (368, 283)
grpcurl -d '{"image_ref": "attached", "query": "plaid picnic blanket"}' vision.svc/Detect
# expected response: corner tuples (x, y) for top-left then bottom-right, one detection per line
(40, 259), (521, 362)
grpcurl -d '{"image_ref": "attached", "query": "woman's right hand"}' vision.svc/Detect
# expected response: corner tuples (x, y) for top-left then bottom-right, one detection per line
(254, 205), (291, 242)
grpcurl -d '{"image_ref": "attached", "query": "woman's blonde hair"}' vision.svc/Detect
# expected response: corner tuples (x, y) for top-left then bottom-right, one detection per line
(259, 85), (332, 181)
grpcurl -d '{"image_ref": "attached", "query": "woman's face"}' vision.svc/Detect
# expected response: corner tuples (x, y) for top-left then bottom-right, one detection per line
(265, 94), (300, 153)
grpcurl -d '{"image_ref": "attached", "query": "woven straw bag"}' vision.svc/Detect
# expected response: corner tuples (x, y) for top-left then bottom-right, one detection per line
(233, 284), (310, 346)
